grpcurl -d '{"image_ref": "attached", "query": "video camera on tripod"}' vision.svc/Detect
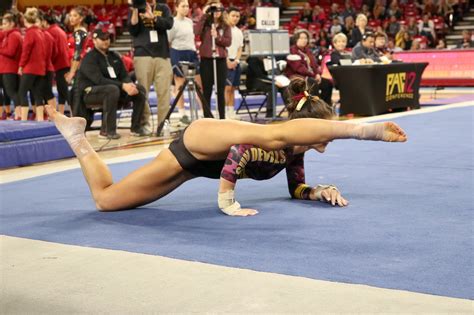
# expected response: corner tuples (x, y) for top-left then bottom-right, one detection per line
(178, 61), (197, 80)
(131, 0), (147, 13)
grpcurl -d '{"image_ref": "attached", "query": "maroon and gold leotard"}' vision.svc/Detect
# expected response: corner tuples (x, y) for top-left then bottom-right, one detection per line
(220, 144), (313, 200)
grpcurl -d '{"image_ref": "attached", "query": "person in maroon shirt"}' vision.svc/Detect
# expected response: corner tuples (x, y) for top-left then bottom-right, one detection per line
(38, 11), (57, 121)
(194, 0), (231, 119)
(0, 12), (22, 120)
(43, 11), (71, 115)
(285, 29), (333, 105)
(18, 7), (46, 121)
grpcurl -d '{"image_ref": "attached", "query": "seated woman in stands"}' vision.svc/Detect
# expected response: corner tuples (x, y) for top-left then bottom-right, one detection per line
(285, 29), (333, 105)
(328, 33), (351, 66)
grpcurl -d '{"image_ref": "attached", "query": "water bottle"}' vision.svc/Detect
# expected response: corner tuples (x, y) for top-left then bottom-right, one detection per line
(162, 120), (171, 137)
(334, 102), (341, 117)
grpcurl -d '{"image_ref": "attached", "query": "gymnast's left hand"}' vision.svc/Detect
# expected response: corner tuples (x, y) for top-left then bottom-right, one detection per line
(228, 208), (259, 216)
(310, 186), (349, 207)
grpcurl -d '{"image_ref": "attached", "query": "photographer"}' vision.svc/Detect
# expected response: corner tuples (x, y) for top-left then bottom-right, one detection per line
(129, 0), (173, 134)
(194, 0), (231, 119)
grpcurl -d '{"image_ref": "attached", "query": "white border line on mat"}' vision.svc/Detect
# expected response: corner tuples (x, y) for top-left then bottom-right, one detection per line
(1, 102), (472, 184)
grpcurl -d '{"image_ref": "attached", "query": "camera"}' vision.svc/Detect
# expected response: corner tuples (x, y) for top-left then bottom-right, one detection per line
(132, 0), (147, 13)
(178, 61), (197, 79)
(207, 5), (223, 14)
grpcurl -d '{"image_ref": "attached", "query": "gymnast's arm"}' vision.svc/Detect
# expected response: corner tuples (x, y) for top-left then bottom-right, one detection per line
(218, 144), (259, 216)
(285, 153), (348, 207)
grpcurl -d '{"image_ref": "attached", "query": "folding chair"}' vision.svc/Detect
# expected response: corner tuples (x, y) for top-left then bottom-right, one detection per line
(236, 61), (268, 121)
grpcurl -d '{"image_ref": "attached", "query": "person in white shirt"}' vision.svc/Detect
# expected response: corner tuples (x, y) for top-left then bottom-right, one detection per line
(167, 0), (202, 123)
(224, 7), (244, 119)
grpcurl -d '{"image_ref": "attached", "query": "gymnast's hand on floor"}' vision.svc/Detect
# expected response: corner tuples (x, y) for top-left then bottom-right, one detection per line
(310, 185), (349, 207)
(228, 208), (259, 217)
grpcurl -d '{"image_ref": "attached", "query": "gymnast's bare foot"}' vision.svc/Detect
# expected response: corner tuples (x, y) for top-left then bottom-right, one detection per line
(45, 105), (86, 139)
(382, 122), (407, 142)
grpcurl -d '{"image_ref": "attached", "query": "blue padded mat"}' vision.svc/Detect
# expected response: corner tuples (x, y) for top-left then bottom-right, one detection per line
(0, 135), (74, 168)
(0, 121), (60, 142)
(1, 107), (473, 299)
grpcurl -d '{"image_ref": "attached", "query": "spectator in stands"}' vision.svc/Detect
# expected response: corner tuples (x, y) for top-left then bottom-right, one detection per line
(352, 14), (368, 47)
(438, 0), (454, 29)
(246, 56), (286, 118)
(372, 0), (386, 20)
(190, 2), (203, 22)
(329, 17), (344, 38)
(410, 37), (422, 50)
(300, 3), (313, 23)
(38, 11), (57, 122)
(315, 29), (330, 55)
(0, 12), (22, 120)
(224, 7), (244, 120)
(328, 33), (350, 66)
(407, 17), (419, 37)
(194, 0), (231, 119)
(168, 0), (202, 124)
(418, 13), (436, 47)
(65, 6), (89, 85)
(328, 3), (341, 21)
(312, 5), (327, 24)
(386, 14), (401, 37)
(43, 11), (70, 115)
(18, 8), (46, 121)
(76, 29), (146, 139)
(344, 15), (355, 47)
(386, 0), (403, 19)
(341, 0), (356, 22)
(286, 29), (333, 105)
(436, 38), (447, 49)
(422, 0), (438, 16)
(387, 37), (403, 52)
(457, 30), (474, 49)
(360, 4), (372, 20)
(351, 32), (381, 63)
(129, 0), (174, 134)
(375, 32), (393, 61)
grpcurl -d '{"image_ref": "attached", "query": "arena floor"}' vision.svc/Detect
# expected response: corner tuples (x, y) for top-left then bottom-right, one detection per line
(1, 88), (473, 314)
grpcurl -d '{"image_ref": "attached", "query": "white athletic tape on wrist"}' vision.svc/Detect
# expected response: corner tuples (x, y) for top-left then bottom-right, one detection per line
(314, 184), (339, 201)
(218, 190), (242, 215)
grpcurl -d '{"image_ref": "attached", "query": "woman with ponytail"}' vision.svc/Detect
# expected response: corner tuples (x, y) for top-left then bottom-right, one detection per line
(65, 6), (89, 84)
(45, 75), (407, 216)
(18, 7), (46, 121)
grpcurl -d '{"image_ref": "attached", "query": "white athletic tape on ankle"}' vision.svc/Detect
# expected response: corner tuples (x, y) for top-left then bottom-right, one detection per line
(218, 190), (242, 215)
(314, 184), (339, 201)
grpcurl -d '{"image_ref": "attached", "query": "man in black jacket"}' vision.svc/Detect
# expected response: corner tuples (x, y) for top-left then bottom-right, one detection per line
(77, 29), (147, 139)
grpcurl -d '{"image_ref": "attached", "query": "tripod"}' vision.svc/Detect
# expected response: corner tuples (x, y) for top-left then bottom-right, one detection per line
(156, 63), (213, 136)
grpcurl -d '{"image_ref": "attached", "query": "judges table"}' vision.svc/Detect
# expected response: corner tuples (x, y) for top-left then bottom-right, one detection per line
(329, 62), (428, 116)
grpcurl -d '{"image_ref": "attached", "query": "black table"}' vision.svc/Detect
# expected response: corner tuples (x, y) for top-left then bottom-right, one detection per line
(329, 62), (428, 116)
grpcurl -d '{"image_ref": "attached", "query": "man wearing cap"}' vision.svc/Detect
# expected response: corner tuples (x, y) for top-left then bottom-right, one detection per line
(76, 29), (147, 139)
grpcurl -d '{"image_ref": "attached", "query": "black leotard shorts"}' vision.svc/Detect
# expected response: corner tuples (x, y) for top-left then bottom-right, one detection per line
(168, 130), (225, 179)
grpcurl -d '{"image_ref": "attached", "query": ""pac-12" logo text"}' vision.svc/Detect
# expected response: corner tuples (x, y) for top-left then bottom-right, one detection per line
(386, 72), (416, 101)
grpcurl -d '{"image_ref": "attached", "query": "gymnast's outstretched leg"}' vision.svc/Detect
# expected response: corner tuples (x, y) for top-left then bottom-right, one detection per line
(45, 105), (191, 211)
(184, 118), (407, 159)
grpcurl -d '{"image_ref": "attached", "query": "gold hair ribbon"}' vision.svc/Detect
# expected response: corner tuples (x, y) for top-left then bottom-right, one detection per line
(295, 91), (309, 111)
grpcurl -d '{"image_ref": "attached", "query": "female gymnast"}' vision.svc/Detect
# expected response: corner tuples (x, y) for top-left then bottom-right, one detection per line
(45, 78), (407, 214)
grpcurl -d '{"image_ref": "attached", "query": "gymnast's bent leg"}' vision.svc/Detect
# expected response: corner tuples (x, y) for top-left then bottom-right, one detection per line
(45, 105), (192, 211)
